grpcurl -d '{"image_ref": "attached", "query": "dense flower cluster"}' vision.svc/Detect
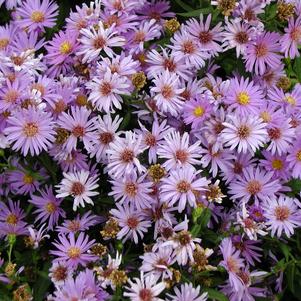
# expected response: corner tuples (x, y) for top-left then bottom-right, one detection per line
(0, 0), (301, 300)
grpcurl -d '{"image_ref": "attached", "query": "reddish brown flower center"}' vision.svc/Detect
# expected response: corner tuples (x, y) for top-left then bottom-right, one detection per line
(237, 271), (250, 285)
(176, 180), (191, 193)
(125, 182), (137, 197)
(99, 132), (114, 144)
(127, 217), (139, 229)
(246, 180), (262, 195)
(243, 218), (255, 229)
(244, 8), (256, 21)
(23, 122), (39, 137)
(67, 220), (81, 232)
(182, 40), (195, 54)
(161, 85), (174, 99)
(72, 125), (85, 137)
(274, 205), (290, 221)
(134, 31), (146, 43)
(54, 99), (67, 114)
(120, 149), (134, 162)
(234, 31), (249, 44)
(149, 11), (161, 21)
(145, 133), (156, 147)
(4, 90), (19, 103)
(52, 265), (68, 281)
(290, 27), (301, 41)
(163, 59), (176, 72)
(227, 256), (240, 273)
(139, 288), (153, 301)
(161, 226), (173, 239)
(177, 230), (191, 245)
(31, 83), (45, 96)
(268, 127), (281, 140)
(255, 43), (268, 57)
(71, 182), (85, 196)
(237, 125), (250, 139)
(199, 31), (212, 44)
(175, 149), (188, 163)
(94, 36), (106, 49)
(100, 81), (112, 96)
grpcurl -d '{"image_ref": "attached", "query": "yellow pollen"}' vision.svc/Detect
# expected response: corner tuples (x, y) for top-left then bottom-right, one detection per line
(59, 41), (72, 54)
(23, 174), (34, 184)
(193, 106), (205, 117)
(45, 202), (56, 213)
(260, 111), (271, 123)
(67, 247), (81, 259)
(23, 122), (39, 137)
(285, 95), (296, 106)
(31, 11), (45, 23)
(237, 92), (250, 105)
(296, 150), (301, 161)
(6, 214), (18, 225)
(272, 159), (283, 170)
(0, 38), (9, 49)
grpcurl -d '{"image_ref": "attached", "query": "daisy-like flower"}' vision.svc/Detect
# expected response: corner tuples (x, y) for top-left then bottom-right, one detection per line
(287, 139), (301, 178)
(107, 131), (146, 179)
(56, 106), (97, 153)
(151, 70), (185, 117)
(49, 261), (73, 286)
(167, 283), (208, 301)
(158, 131), (202, 171)
(229, 166), (282, 203)
(185, 14), (224, 56)
(27, 224), (50, 249)
(223, 19), (253, 57)
(263, 195), (301, 238)
(50, 232), (97, 268)
(182, 94), (213, 129)
(221, 114), (268, 154)
(86, 70), (130, 113)
(89, 114), (123, 163)
(124, 272), (165, 301)
(109, 172), (153, 210)
(280, 16), (301, 59)
(77, 21), (125, 62)
(223, 77), (264, 116)
(56, 170), (99, 211)
(29, 185), (65, 230)
(160, 166), (209, 213)
(110, 203), (151, 244)
(244, 31), (283, 75)
(169, 29), (209, 69)
(219, 237), (245, 292)
(16, 0), (59, 33)
(4, 107), (55, 156)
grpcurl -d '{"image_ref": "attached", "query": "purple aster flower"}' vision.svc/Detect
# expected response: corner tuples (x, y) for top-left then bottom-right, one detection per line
(244, 31), (283, 75)
(0, 24), (16, 53)
(106, 131), (146, 179)
(280, 16), (301, 59)
(56, 211), (101, 234)
(57, 106), (97, 153)
(0, 200), (28, 238)
(167, 283), (208, 301)
(110, 172), (153, 210)
(221, 114), (268, 154)
(50, 232), (97, 268)
(77, 21), (125, 63)
(229, 166), (282, 203)
(4, 107), (55, 156)
(58, 150), (89, 172)
(16, 0), (59, 33)
(110, 203), (151, 244)
(160, 166), (209, 213)
(287, 138), (301, 178)
(29, 185), (65, 230)
(49, 261), (73, 286)
(263, 195), (301, 238)
(224, 77), (264, 116)
(86, 70), (130, 113)
(185, 14), (224, 57)
(182, 94), (213, 129)
(150, 70), (185, 117)
(56, 170), (99, 211)
(11, 30), (45, 53)
(158, 131), (202, 171)
(124, 272), (165, 301)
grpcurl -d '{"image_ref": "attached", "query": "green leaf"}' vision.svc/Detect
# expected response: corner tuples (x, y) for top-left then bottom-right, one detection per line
(191, 208), (211, 237)
(286, 262), (296, 294)
(294, 57), (301, 82)
(174, 0), (194, 12)
(279, 243), (291, 261)
(33, 262), (51, 301)
(177, 7), (213, 17)
(204, 288), (229, 301)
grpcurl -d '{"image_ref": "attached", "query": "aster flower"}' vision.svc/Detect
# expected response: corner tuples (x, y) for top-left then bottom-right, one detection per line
(56, 170), (99, 211)
(287, 139), (301, 178)
(106, 131), (146, 179)
(263, 195), (301, 238)
(221, 114), (268, 154)
(157, 131), (202, 171)
(16, 0), (59, 33)
(49, 261), (73, 286)
(77, 21), (125, 62)
(229, 166), (282, 203)
(185, 14), (224, 56)
(29, 185), (65, 230)
(56, 106), (97, 153)
(51, 232), (97, 268)
(244, 31), (283, 75)
(150, 70), (185, 117)
(86, 70), (130, 113)
(223, 77), (264, 116)
(110, 172), (153, 210)
(27, 223), (50, 249)
(4, 107), (55, 156)
(11, 30), (45, 53)
(56, 211), (101, 234)
(110, 203), (151, 244)
(124, 272), (165, 301)
(160, 166), (209, 213)
(280, 16), (301, 59)
(167, 283), (208, 301)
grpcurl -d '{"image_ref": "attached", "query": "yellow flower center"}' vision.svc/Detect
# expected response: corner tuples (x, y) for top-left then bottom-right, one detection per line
(31, 11), (45, 23)
(285, 95), (296, 105)
(260, 111), (271, 123)
(23, 174), (34, 184)
(237, 92), (250, 105)
(23, 122), (39, 137)
(6, 214), (18, 225)
(45, 202), (56, 213)
(0, 38), (9, 50)
(296, 150), (301, 161)
(67, 247), (81, 259)
(59, 41), (72, 54)
(193, 106), (205, 117)
(272, 159), (283, 170)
